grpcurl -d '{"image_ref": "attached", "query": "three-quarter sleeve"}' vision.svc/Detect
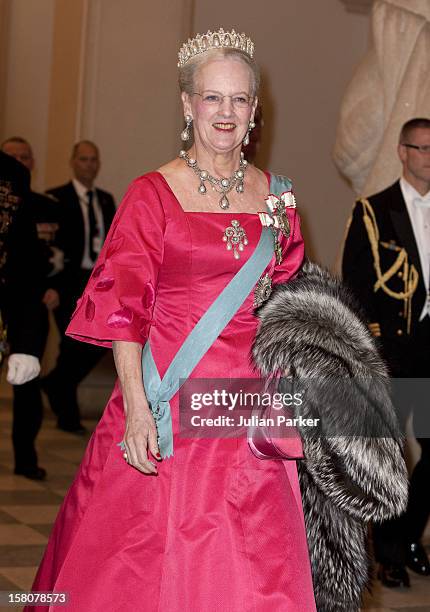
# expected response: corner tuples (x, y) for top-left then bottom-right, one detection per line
(66, 177), (165, 347)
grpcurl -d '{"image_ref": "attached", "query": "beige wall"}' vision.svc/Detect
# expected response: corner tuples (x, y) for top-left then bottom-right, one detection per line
(1, 0), (369, 267)
(193, 0), (369, 265)
(77, 0), (193, 201)
(1, 0), (55, 192)
(0, 0), (11, 136)
(45, 0), (86, 188)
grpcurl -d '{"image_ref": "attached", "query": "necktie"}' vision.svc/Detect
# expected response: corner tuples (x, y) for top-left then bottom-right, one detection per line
(87, 190), (97, 261)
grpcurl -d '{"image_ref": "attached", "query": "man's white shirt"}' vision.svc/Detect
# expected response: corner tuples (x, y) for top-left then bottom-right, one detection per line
(400, 177), (430, 320)
(72, 179), (105, 270)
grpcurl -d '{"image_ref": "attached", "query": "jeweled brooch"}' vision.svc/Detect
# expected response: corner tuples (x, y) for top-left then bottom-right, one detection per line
(223, 220), (248, 259)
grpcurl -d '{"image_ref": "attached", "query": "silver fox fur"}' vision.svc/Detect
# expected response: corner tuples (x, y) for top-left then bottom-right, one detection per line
(252, 262), (408, 612)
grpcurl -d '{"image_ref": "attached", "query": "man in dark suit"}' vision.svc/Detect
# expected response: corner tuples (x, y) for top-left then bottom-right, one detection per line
(2, 137), (65, 479)
(343, 118), (430, 587)
(43, 140), (116, 433)
(0, 150), (45, 477)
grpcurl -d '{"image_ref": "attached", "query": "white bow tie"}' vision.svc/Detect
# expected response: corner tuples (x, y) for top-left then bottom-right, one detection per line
(413, 197), (430, 209)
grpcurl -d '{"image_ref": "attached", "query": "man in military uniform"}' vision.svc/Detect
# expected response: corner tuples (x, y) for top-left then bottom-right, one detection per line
(0, 150), (44, 477)
(342, 118), (430, 587)
(2, 137), (64, 479)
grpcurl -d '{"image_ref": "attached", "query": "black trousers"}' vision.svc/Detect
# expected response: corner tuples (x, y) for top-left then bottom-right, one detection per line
(12, 306), (49, 471)
(42, 269), (106, 429)
(373, 320), (430, 564)
(373, 437), (430, 564)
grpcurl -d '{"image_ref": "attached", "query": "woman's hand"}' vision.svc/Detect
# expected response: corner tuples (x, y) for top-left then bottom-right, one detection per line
(113, 340), (162, 475)
(123, 403), (161, 474)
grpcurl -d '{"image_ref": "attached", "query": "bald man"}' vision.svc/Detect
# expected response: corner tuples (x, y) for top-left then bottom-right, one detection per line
(43, 141), (116, 434)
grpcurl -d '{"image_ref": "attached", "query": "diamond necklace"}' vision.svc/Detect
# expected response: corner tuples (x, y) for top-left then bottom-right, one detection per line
(179, 150), (248, 210)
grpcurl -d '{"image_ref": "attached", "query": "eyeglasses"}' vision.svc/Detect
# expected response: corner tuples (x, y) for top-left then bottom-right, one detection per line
(192, 91), (253, 109)
(402, 143), (430, 154)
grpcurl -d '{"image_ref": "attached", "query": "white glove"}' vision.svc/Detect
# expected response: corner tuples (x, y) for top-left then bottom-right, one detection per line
(7, 354), (41, 385)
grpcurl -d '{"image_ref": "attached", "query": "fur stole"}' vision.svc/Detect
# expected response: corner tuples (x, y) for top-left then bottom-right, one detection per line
(252, 262), (408, 612)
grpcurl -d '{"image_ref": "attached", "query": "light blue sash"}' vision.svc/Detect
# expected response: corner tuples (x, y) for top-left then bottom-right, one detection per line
(269, 174), (292, 198)
(141, 174), (291, 457)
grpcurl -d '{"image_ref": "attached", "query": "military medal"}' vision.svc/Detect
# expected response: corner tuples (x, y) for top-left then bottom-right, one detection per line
(274, 240), (283, 265)
(254, 273), (272, 307)
(258, 190), (296, 264)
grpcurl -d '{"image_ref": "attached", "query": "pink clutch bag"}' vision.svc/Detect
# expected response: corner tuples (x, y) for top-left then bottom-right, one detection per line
(247, 400), (304, 461)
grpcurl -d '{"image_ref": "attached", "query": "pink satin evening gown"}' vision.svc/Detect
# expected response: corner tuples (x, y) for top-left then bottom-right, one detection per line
(27, 172), (316, 611)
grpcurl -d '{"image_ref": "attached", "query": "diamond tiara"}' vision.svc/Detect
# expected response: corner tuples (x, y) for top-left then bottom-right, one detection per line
(177, 28), (255, 68)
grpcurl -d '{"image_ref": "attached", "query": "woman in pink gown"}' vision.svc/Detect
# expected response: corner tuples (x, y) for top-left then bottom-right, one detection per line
(28, 29), (316, 611)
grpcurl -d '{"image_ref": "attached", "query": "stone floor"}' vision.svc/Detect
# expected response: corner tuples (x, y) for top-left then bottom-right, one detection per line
(0, 398), (429, 611)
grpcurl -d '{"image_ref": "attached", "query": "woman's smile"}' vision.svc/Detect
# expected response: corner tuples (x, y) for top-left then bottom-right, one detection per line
(212, 122), (236, 132)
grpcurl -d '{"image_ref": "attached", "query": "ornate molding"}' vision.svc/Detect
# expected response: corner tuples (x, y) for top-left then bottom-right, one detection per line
(339, 0), (373, 13)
